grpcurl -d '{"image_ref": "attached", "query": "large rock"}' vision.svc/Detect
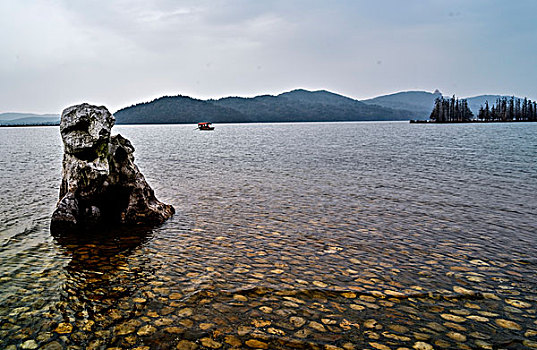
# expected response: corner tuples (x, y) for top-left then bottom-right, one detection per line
(51, 104), (174, 234)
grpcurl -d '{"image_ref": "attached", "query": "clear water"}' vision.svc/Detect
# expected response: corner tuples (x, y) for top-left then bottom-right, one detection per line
(1, 122), (536, 349)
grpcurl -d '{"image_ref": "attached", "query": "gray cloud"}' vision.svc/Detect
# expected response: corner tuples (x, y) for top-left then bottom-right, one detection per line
(1, 0), (536, 113)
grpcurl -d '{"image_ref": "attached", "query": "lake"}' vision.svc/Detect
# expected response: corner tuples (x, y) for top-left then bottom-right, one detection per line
(1, 121), (536, 349)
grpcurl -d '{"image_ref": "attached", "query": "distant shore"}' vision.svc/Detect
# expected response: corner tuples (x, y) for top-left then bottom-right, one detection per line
(0, 123), (60, 127)
(4, 119), (537, 127)
(2, 120), (409, 128)
(410, 119), (537, 124)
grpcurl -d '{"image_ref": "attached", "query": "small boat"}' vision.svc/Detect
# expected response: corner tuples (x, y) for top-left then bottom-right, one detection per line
(197, 122), (214, 131)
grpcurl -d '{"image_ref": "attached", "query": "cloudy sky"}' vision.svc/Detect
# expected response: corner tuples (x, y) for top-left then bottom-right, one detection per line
(1, 0), (536, 114)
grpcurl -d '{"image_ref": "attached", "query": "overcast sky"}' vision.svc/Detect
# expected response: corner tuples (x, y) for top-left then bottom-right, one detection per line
(1, 0), (536, 114)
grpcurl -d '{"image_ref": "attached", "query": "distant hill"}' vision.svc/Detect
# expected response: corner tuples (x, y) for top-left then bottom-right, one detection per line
(362, 90), (523, 119)
(0, 113), (59, 125)
(115, 89), (414, 124)
(113, 95), (251, 124)
(4, 90), (525, 126)
(465, 95), (519, 115)
(279, 89), (358, 105)
(362, 90), (443, 120)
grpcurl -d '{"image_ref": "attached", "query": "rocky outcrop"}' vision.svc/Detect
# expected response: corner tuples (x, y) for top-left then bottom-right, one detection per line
(51, 104), (174, 234)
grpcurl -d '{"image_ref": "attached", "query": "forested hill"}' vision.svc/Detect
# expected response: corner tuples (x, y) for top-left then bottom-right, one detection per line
(114, 95), (250, 124)
(1, 90), (525, 126)
(362, 90), (443, 120)
(362, 90), (522, 120)
(114, 89), (414, 124)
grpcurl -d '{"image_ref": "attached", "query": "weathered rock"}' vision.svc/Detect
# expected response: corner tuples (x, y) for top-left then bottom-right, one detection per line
(51, 103), (174, 233)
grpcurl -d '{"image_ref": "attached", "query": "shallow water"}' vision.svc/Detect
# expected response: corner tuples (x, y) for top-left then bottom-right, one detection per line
(1, 122), (536, 349)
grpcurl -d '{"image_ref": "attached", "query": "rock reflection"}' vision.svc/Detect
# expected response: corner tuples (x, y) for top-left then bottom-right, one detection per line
(52, 226), (157, 349)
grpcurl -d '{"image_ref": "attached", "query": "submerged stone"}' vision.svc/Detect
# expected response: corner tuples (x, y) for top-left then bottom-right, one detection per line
(200, 338), (222, 348)
(505, 299), (532, 308)
(137, 325), (157, 336)
(53, 322), (73, 334)
(495, 319), (522, 330)
(245, 339), (269, 349)
(50, 104), (174, 234)
(41, 341), (62, 350)
(369, 343), (391, 350)
(413, 342), (434, 350)
(176, 340), (198, 350)
(21, 340), (38, 349)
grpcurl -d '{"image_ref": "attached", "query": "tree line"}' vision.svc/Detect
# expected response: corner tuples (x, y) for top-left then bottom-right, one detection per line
(477, 97), (537, 122)
(430, 96), (474, 122)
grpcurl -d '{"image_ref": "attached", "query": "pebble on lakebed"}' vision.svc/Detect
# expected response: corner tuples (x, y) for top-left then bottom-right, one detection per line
(3, 219), (537, 349)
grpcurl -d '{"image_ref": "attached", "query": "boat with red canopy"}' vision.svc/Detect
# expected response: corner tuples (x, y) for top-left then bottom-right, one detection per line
(197, 122), (214, 131)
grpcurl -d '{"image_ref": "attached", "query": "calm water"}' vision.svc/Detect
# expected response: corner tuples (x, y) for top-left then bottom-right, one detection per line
(1, 122), (536, 350)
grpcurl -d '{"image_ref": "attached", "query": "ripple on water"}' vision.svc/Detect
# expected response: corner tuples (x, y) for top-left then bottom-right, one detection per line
(0, 122), (536, 348)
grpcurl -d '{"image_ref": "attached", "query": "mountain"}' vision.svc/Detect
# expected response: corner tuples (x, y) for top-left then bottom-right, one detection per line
(361, 90), (524, 119)
(0, 117), (60, 125)
(115, 89), (414, 124)
(465, 95), (519, 115)
(362, 90), (443, 120)
(0, 113), (59, 125)
(278, 89), (358, 105)
(5, 90), (523, 126)
(113, 95), (250, 124)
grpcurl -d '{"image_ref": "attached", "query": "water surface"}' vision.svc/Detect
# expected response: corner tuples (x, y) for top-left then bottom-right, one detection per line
(1, 122), (536, 349)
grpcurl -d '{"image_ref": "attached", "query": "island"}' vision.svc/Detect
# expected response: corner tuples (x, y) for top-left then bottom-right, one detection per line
(411, 95), (537, 123)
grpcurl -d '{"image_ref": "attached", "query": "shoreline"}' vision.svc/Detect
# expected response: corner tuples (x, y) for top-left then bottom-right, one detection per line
(1, 120), (408, 128)
(410, 119), (537, 124)
(0, 123), (59, 128)
(3, 119), (537, 127)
